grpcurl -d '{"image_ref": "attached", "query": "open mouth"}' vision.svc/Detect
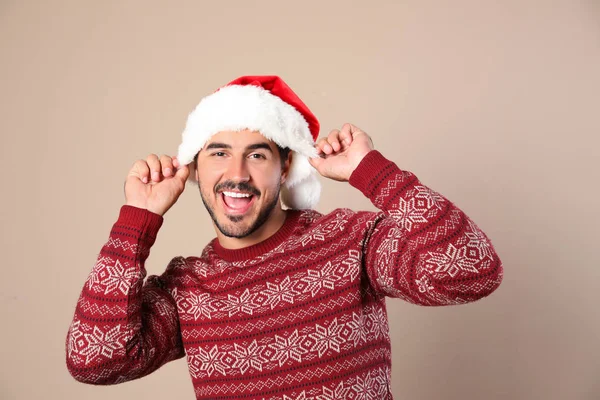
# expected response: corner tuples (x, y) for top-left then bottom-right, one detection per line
(219, 191), (256, 215)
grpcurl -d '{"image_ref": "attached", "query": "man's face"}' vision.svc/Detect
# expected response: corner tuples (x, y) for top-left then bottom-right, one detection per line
(195, 130), (289, 238)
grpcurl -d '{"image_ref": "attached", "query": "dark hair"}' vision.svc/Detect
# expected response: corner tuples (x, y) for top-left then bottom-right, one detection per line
(276, 145), (291, 167)
(193, 145), (291, 168)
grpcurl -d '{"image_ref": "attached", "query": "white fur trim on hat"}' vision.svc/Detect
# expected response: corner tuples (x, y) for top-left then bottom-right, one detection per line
(177, 84), (320, 209)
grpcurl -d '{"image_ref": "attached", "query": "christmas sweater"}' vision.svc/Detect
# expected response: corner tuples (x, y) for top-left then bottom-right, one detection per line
(66, 151), (503, 399)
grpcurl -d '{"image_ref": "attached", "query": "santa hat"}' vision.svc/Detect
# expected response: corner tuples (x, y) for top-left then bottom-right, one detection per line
(177, 75), (321, 209)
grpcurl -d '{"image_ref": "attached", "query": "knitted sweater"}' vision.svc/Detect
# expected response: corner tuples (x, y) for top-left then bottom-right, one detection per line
(66, 151), (503, 399)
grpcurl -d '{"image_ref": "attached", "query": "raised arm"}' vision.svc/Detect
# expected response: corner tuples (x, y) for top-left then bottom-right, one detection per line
(350, 151), (503, 305)
(66, 206), (186, 383)
(66, 154), (190, 383)
(310, 124), (503, 305)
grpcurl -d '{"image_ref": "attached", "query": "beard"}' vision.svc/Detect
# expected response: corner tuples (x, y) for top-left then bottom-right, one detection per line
(199, 180), (281, 238)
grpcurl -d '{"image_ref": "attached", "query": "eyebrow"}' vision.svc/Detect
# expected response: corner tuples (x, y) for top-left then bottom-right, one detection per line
(246, 143), (273, 153)
(205, 142), (232, 150)
(204, 142), (273, 153)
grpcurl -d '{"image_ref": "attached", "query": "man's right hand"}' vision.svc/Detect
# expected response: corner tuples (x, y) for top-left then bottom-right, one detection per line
(124, 154), (190, 216)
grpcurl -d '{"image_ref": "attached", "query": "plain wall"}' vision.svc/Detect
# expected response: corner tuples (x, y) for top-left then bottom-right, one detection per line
(1, 1), (599, 399)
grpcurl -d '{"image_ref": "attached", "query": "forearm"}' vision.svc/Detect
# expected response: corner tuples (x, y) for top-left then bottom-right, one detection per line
(65, 206), (184, 384)
(350, 151), (503, 305)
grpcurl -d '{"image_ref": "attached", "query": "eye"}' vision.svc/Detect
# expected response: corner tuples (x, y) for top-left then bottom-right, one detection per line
(212, 152), (227, 157)
(249, 153), (266, 159)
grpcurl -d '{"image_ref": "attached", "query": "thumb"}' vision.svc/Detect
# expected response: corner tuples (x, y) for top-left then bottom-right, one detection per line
(308, 155), (323, 171)
(174, 163), (190, 182)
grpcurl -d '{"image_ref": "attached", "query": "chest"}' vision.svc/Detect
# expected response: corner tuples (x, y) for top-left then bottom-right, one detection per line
(170, 246), (370, 338)
(168, 251), (389, 381)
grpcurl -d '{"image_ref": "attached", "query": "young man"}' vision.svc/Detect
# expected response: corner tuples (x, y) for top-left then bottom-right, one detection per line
(66, 76), (503, 399)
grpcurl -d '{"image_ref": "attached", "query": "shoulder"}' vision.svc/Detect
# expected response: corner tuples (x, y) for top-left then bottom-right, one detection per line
(152, 251), (211, 286)
(296, 207), (379, 235)
(150, 256), (189, 285)
(147, 250), (219, 297)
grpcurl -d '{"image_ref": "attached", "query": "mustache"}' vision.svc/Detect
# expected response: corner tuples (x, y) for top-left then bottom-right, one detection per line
(215, 181), (261, 196)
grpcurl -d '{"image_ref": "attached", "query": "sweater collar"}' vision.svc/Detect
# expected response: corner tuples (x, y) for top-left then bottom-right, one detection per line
(211, 210), (302, 262)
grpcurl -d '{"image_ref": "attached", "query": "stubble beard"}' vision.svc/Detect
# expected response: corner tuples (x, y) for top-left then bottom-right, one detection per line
(199, 181), (281, 239)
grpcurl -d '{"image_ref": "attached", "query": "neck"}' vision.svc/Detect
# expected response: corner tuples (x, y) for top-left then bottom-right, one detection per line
(214, 204), (288, 250)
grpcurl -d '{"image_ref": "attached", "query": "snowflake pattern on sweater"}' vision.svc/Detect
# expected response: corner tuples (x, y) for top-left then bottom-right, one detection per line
(66, 151), (503, 399)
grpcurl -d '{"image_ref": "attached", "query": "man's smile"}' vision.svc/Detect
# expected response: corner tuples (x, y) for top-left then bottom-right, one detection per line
(219, 190), (257, 215)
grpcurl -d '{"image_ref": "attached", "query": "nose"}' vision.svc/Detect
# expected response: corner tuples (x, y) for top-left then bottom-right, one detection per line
(224, 156), (250, 183)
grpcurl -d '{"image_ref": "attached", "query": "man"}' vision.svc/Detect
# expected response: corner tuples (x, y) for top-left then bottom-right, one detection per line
(66, 76), (503, 399)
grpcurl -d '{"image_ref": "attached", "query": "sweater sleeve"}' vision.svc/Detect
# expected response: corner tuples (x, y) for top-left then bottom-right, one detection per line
(65, 205), (185, 384)
(349, 151), (504, 305)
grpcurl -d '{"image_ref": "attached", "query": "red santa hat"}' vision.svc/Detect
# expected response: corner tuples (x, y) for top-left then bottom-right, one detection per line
(177, 76), (321, 209)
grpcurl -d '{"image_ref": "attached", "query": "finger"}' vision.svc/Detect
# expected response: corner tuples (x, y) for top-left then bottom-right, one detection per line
(317, 138), (333, 155)
(327, 129), (341, 152)
(349, 123), (364, 137)
(314, 138), (324, 154)
(131, 159), (150, 183)
(146, 154), (162, 182)
(339, 123), (353, 146)
(160, 155), (174, 177)
(173, 156), (180, 169)
(314, 138), (325, 154)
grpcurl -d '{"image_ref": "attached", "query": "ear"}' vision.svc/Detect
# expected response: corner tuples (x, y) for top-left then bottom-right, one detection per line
(192, 152), (200, 183)
(280, 151), (293, 185)
(183, 162), (198, 185)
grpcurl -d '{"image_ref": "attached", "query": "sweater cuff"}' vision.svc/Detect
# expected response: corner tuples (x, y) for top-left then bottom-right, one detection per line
(117, 205), (164, 237)
(349, 150), (395, 196)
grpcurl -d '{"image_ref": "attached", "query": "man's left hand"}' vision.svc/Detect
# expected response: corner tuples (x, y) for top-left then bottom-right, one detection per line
(309, 123), (374, 182)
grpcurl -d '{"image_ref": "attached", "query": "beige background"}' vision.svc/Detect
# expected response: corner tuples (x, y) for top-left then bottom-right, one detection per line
(1, 1), (599, 399)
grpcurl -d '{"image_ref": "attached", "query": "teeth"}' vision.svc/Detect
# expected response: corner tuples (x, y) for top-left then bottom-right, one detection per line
(223, 191), (252, 198)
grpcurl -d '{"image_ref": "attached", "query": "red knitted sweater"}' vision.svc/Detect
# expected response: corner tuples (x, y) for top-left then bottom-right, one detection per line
(66, 151), (503, 399)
